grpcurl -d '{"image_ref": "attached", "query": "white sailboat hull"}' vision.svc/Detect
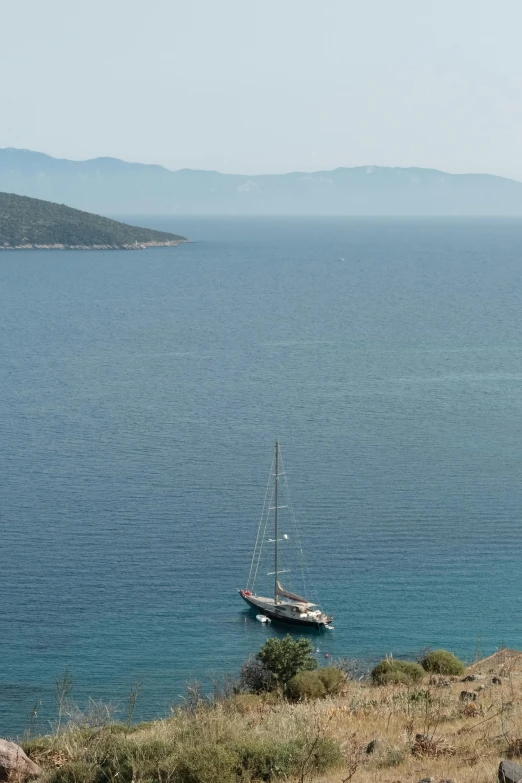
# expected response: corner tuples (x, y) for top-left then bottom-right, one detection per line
(239, 590), (332, 629)
(238, 440), (334, 630)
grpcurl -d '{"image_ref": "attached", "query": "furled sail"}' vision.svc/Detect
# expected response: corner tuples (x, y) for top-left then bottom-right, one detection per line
(276, 581), (311, 604)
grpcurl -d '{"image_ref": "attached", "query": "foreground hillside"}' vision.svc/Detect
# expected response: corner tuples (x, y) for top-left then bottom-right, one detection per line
(0, 191), (186, 249)
(2, 148), (522, 215)
(17, 649), (522, 783)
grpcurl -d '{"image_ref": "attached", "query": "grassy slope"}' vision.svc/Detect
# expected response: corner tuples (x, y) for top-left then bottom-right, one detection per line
(0, 192), (186, 247)
(22, 652), (522, 783)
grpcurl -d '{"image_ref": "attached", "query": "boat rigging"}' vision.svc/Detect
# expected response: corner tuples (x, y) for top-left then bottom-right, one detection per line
(238, 441), (333, 630)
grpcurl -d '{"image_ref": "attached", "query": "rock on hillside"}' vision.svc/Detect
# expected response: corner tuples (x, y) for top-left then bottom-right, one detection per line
(0, 738), (41, 780)
(499, 760), (522, 783)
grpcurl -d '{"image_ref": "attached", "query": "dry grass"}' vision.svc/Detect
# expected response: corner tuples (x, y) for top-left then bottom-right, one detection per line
(22, 655), (522, 783)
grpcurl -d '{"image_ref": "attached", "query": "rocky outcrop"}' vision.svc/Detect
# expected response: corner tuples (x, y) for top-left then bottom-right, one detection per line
(0, 739), (41, 780)
(499, 760), (522, 783)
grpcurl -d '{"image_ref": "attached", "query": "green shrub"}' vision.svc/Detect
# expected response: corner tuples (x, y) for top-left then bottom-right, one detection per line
(257, 635), (317, 687)
(317, 667), (347, 695)
(233, 738), (341, 780)
(166, 745), (238, 783)
(286, 670), (326, 701)
(420, 649), (465, 676)
(235, 740), (300, 780)
(84, 736), (175, 783)
(48, 761), (97, 783)
(287, 667), (347, 701)
(379, 670), (412, 686)
(306, 738), (343, 772)
(377, 747), (407, 768)
(371, 659), (424, 685)
(29, 728), (342, 783)
(88, 738), (134, 783)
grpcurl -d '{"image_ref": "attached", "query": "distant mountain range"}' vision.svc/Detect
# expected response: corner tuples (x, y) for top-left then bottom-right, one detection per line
(2, 148), (522, 216)
(0, 191), (186, 249)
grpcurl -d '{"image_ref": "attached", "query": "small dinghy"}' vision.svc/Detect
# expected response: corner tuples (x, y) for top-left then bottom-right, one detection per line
(256, 614), (270, 623)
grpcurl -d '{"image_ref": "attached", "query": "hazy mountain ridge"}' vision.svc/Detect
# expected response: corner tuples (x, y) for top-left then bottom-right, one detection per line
(0, 191), (186, 249)
(2, 148), (522, 215)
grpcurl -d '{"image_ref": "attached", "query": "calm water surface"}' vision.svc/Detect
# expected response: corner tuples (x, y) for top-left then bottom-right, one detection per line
(1, 217), (522, 735)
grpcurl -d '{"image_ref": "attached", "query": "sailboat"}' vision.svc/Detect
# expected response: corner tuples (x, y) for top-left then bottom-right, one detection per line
(238, 441), (333, 630)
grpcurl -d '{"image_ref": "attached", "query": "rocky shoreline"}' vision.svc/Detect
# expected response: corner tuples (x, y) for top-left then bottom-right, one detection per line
(0, 239), (188, 250)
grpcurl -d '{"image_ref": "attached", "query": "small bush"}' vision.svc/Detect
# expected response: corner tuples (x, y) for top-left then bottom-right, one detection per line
(378, 670), (411, 686)
(235, 740), (300, 780)
(420, 649), (465, 676)
(287, 667), (347, 700)
(48, 761), (97, 783)
(234, 738), (341, 780)
(377, 747), (407, 768)
(307, 738), (343, 772)
(317, 667), (347, 695)
(84, 736), (176, 783)
(87, 737), (134, 783)
(287, 670), (326, 701)
(167, 745), (238, 783)
(371, 659), (424, 685)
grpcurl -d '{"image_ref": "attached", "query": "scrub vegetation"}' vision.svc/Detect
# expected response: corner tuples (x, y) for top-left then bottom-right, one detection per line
(0, 191), (186, 248)
(20, 645), (522, 783)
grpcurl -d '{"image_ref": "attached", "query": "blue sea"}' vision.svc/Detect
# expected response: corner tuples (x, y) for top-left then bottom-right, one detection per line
(2, 216), (522, 736)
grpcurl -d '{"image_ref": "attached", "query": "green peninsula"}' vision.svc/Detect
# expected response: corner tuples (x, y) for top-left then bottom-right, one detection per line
(0, 191), (186, 249)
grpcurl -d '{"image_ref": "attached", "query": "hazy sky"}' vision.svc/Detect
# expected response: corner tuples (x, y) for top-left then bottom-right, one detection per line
(2, 0), (522, 178)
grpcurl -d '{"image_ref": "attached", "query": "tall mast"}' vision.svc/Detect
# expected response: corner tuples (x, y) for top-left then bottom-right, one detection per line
(274, 440), (279, 604)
